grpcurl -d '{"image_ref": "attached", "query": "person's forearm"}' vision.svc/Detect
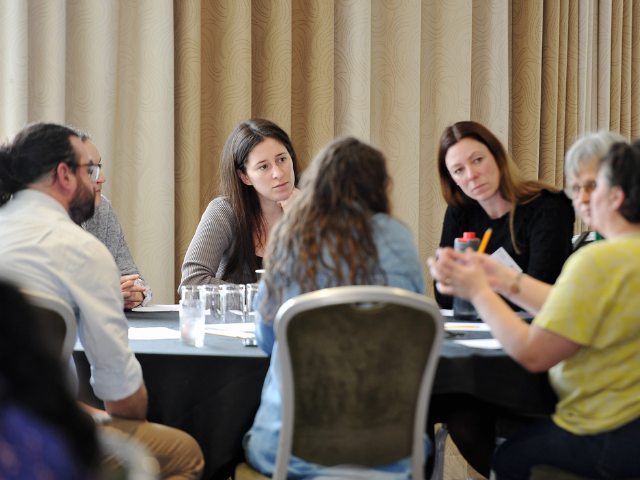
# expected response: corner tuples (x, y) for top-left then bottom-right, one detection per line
(104, 384), (148, 420)
(493, 270), (552, 315)
(472, 288), (531, 360)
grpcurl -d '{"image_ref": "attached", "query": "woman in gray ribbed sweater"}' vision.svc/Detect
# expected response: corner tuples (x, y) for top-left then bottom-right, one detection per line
(179, 119), (301, 288)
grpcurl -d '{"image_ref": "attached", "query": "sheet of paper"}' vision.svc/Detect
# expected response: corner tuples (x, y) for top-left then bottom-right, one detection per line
(445, 322), (491, 331)
(439, 309), (454, 317)
(128, 327), (181, 340)
(453, 338), (503, 349)
(490, 247), (523, 273)
(205, 330), (255, 339)
(205, 323), (255, 332)
(132, 304), (180, 312)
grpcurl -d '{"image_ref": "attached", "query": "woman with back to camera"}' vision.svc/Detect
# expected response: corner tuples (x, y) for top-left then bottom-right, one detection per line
(435, 121), (574, 309)
(244, 137), (426, 479)
(429, 140), (640, 479)
(180, 118), (300, 287)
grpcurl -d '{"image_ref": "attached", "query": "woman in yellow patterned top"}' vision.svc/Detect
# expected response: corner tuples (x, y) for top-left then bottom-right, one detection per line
(429, 140), (640, 480)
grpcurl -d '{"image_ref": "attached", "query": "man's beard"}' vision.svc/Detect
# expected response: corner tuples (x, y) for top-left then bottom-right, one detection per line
(69, 181), (96, 225)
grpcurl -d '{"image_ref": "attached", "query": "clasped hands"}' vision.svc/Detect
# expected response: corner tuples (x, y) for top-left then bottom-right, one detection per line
(121, 274), (146, 309)
(427, 247), (510, 301)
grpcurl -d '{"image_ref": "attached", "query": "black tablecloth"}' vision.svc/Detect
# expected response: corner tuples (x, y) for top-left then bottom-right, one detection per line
(73, 310), (556, 480)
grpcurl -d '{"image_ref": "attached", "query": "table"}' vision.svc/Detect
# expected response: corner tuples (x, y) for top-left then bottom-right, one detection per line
(73, 311), (556, 480)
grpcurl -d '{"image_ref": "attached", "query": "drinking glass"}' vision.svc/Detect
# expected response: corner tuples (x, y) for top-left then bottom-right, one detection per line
(198, 285), (221, 324)
(179, 299), (205, 347)
(219, 285), (245, 323)
(180, 285), (200, 301)
(245, 283), (260, 323)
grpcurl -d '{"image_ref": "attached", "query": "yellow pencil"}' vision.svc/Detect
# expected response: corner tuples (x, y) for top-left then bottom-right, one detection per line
(478, 228), (492, 254)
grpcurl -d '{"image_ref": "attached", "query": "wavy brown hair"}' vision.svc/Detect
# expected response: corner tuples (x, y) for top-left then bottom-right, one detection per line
(260, 137), (390, 321)
(438, 121), (560, 253)
(217, 118), (300, 281)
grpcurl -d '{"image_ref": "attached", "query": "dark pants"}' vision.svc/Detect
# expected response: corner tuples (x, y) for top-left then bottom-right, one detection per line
(493, 416), (640, 480)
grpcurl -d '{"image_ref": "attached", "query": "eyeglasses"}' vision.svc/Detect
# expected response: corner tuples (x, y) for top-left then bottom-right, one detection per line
(565, 181), (597, 199)
(76, 163), (101, 183)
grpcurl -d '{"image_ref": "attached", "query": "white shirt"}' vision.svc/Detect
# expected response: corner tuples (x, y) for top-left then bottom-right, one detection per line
(0, 189), (143, 401)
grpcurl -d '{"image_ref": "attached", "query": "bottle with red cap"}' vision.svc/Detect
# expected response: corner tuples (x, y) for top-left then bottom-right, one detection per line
(453, 232), (481, 320)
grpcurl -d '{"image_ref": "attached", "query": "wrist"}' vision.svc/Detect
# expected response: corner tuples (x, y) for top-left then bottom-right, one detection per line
(506, 272), (524, 297)
(495, 269), (516, 296)
(470, 285), (495, 307)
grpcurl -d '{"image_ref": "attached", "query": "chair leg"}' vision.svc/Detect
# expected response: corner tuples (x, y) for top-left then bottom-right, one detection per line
(430, 423), (449, 480)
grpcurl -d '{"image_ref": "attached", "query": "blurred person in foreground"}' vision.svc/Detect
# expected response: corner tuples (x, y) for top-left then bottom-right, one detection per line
(429, 140), (640, 479)
(0, 122), (204, 480)
(0, 280), (99, 480)
(244, 137), (426, 479)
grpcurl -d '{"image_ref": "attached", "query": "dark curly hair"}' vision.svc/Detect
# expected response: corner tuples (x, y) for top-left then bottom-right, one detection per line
(598, 140), (640, 223)
(0, 123), (80, 206)
(260, 137), (390, 321)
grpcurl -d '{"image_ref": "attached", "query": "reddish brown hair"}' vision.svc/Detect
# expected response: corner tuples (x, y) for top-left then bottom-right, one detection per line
(438, 121), (560, 252)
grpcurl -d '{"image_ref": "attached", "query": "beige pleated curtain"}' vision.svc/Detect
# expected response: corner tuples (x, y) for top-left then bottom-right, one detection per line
(2, 1), (639, 303)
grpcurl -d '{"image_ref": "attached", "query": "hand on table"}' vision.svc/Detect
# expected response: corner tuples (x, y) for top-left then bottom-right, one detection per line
(277, 187), (300, 213)
(427, 247), (492, 302)
(121, 274), (146, 309)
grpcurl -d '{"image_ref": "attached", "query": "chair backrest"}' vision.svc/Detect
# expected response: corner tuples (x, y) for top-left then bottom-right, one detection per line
(273, 286), (444, 480)
(20, 289), (77, 363)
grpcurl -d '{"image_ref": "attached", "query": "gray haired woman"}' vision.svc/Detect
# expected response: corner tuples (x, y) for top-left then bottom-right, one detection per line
(564, 130), (627, 232)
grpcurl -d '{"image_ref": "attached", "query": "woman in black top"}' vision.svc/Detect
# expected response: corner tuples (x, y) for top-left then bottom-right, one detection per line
(427, 121), (574, 478)
(436, 121), (574, 309)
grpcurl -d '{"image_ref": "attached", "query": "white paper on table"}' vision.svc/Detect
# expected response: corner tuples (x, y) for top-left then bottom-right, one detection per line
(132, 304), (180, 312)
(490, 247), (523, 273)
(205, 323), (255, 332)
(453, 338), (503, 349)
(128, 327), (181, 340)
(439, 309), (454, 317)
(445, 322), (491, 331)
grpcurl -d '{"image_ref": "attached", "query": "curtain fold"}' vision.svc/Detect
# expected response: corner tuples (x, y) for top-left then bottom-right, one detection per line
(2, 0), (640, 302)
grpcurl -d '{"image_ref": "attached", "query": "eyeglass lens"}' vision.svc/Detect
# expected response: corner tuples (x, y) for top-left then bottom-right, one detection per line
(89, 164), (101, 183)
(569, 181), (596, 198)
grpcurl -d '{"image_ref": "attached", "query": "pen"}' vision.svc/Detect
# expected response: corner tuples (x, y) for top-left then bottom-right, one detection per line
(478, 228), (492, 254)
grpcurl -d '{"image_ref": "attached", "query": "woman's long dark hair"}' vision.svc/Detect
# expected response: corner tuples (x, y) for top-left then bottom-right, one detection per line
(260, 137), (390, 321)
(218, 118), (299, 281)
(438, 121), (561, 253)
(0, 281), (100, 472)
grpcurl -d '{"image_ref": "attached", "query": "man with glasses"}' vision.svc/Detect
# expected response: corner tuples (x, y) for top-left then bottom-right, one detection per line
(0, 122), (204, 479)
(75, 131), (152, 309)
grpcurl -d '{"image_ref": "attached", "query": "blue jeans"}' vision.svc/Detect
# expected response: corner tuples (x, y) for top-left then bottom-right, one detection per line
(492, 416), (640, 480)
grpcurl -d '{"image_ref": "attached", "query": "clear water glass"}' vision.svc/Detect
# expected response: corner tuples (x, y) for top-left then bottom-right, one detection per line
(179, 299), (205, 347)
(198, 285), (221, 324)
(180, 285), (200, 301)
(219, 284), (245, 323)
(245, 283), (259, 323)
